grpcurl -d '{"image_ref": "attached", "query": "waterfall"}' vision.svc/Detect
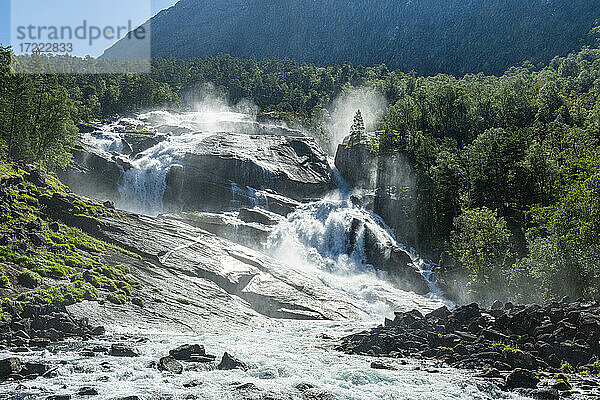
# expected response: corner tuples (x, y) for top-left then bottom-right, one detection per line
(81, 111), (449, 315)
(80, 111), (256, 215)
(266, 194), (448, 318)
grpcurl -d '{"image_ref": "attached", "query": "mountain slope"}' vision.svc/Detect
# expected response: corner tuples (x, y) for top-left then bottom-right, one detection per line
(101, 0), (600, 75)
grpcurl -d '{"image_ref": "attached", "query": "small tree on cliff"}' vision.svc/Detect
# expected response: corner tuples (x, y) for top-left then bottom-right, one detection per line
(348, 109), (365, 146)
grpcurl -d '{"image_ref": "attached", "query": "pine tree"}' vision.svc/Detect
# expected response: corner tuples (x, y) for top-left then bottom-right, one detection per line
(349, 109), (365, 146)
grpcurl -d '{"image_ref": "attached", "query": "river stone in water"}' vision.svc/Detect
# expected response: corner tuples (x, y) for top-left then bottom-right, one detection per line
(158, 355), (183, 374)
(505, 368), (540, 389)
(0, 357), (22, 378)
(109, 344), (139, 357)
(169, 344), (205, 360)
(218, 352), (249, 371)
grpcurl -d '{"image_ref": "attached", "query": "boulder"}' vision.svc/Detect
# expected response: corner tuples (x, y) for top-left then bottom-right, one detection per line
(158, 355), (183, 374)
(109, 344), (139, 357)
(21, 362), (48, 377)
(426, 306), (451, 320)
(183, 379), (203, 388)
(505, 369), (540, 389)
(0, 357), (22, 379)
(121, 133), (166, 157)
(516, 388), (559, 400)
(77, 387), (99, 396)
(370, 360), (397, 370)
(218, 352), (249, 371)
(169, 344), (207, 361)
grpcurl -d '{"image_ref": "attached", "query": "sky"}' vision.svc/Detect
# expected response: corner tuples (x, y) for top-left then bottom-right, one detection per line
(0, 0), (179, 57)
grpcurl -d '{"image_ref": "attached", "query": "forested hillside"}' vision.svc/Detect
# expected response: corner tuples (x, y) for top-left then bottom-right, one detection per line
(102, 0), (600, 76)
(3, 31), (600, 302)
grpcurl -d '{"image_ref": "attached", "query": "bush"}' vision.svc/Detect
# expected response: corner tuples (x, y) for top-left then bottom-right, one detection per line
(450, 207), (514, 299)
(132, 296), (144, 307)
(17, 270), (43, 288)
(106, 291), (127, 305)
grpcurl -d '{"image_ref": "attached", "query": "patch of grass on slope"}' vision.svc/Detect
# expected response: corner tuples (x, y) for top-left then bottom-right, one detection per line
(0, 161), (143, 321)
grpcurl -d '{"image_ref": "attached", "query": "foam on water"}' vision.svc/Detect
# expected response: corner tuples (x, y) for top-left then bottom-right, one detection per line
(266, 193), (449, 319)
(0, 322), (533, 400)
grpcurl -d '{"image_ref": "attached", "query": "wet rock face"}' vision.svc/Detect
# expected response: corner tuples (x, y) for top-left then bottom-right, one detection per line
(167, 133), (334, 211)
(58, 143), (124, 204)
(335, 142), (419, 251)
(162, 211), (274, 249)
(358, 223), (429, 295)
(339, 299), (600, 397)
(67, 122), (333, 214)
(66, 211), (365, 334)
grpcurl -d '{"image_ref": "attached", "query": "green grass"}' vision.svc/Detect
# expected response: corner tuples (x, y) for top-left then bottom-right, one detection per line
(491, 341), (520, 354)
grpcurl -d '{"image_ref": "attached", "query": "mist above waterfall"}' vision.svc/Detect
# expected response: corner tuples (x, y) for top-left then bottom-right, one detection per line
(80, 91), (285, 215)
(324, 87), (387, 153)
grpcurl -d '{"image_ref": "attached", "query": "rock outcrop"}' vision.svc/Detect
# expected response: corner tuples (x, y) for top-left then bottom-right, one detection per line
(66, 116), (333, 215)
(162, 209), (281, 249)
(58, 143), (124, 204)
(164, 132), (334, 211)
(218, 352), (248, 371)
(338, 299), (600, 397)
(67, 210), (365, 333)
(335, 141), (419, 252)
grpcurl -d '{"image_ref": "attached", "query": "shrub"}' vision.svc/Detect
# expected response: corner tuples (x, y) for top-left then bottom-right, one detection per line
(106, 291), (127, 305)
(17, 270), (43, 288)
(132, 296), (144, 307)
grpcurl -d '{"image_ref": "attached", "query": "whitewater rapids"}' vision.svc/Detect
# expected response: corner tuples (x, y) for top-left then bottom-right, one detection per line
(1, 110), (535, 399)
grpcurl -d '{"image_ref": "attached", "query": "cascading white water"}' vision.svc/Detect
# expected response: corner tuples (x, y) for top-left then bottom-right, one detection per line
(1, 110), (531, 400)
(266, 194), (448, 319)
(82, 111), (448, 314)
(81, 110), (258, 215)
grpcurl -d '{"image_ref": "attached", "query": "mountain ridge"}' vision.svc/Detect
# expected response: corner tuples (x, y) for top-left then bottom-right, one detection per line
(101, 0), (600, 76)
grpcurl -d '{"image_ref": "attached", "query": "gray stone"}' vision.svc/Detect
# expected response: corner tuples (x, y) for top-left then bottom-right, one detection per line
(506, 369), (540, 389)
(0, 357), (21, 379)
(218, 352), (248, 371)
(158, 355), (183, 374)
(109, 344), (139, 357)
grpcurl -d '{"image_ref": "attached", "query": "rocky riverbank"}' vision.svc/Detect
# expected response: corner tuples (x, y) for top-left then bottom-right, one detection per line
(338, 299), (600, 399)
(0, 304), (104, 381)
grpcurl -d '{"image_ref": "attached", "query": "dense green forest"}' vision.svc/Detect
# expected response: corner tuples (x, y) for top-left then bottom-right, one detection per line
(2, 35), (600, 303)
(103, 0), (600, 76)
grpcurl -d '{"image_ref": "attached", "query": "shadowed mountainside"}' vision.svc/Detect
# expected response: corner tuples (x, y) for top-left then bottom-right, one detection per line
(102, 0), (600, 76)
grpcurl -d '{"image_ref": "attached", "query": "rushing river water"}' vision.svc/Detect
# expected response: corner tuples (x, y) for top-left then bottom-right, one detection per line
(0, 111), (533, 399)
(1, 321), (532, 400)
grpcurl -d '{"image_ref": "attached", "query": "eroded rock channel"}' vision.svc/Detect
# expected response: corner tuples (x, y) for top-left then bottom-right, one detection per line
(1, 110), (596, 399)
